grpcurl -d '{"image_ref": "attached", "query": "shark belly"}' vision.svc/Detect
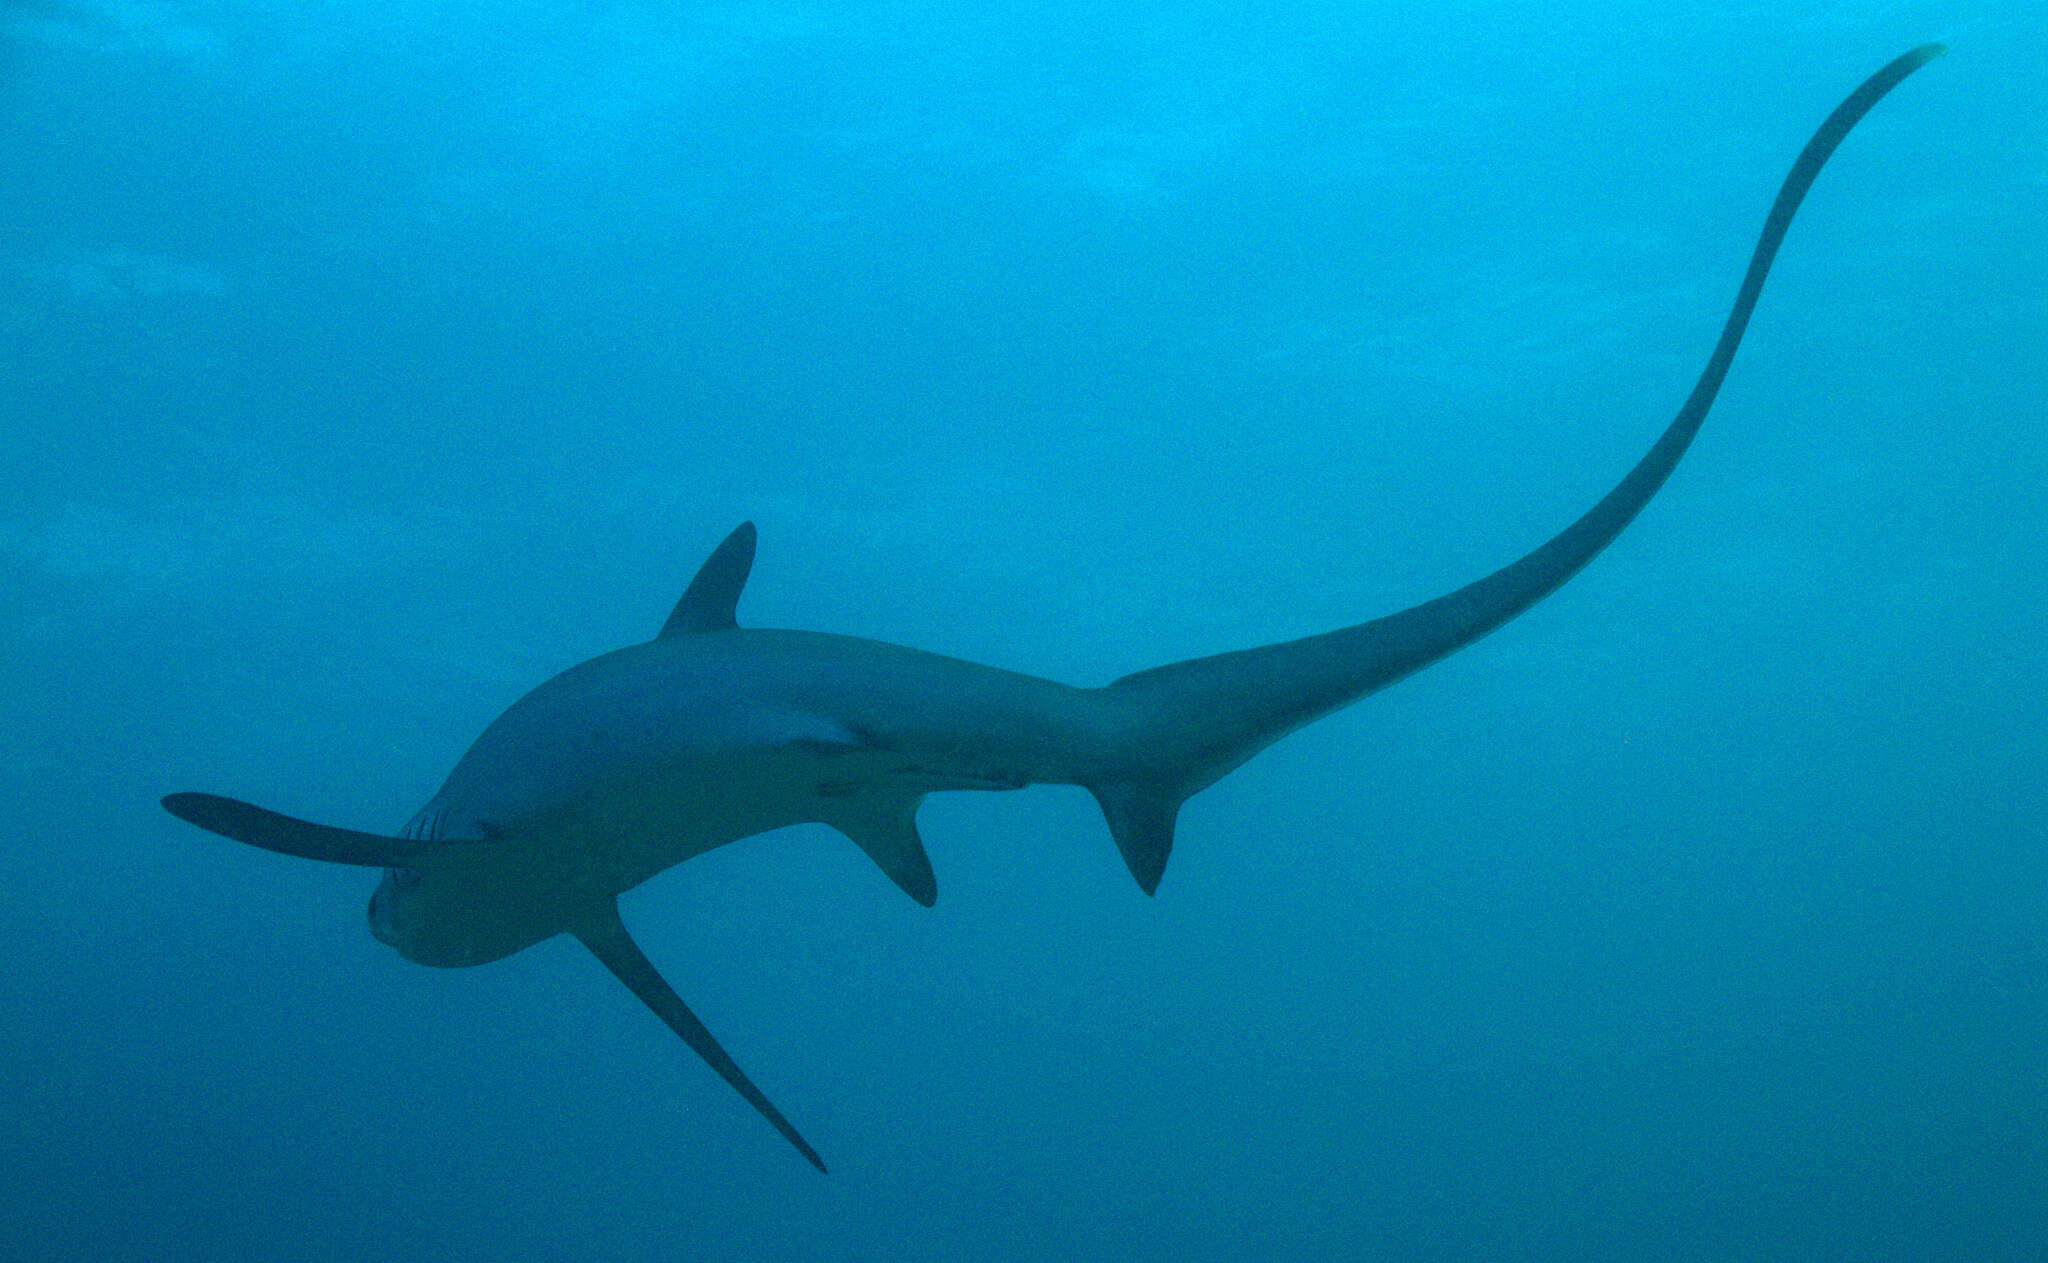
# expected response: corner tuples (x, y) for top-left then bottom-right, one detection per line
(377, 628), (1119, 965)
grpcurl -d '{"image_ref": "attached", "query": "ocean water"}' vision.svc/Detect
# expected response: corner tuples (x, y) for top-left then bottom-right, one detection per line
(3, 3), (2043, 1259)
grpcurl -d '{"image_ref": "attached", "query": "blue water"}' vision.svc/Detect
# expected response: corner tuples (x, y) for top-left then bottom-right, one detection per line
(4, 3), (2044, 1259)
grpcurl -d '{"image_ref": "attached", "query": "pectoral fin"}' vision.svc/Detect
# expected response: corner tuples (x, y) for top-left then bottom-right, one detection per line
(161, 792), (426, 867)
(569, 899), (827, 1173)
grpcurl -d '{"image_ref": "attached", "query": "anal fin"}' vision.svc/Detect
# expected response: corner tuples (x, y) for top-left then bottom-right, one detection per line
(569, 899), (827, 1173)
(1090, 779), (1184, 896)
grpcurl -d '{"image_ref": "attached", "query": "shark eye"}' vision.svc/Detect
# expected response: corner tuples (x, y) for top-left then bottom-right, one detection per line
(387, 866), (421, 891)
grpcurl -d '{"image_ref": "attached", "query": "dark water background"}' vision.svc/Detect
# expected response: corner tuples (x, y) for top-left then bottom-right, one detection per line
(4, 2), (2043, 1259)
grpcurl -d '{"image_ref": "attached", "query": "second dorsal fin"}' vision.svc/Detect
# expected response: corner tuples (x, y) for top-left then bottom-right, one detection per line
(658, 522), (756, 637)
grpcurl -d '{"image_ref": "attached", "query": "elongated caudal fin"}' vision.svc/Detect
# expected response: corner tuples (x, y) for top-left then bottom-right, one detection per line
(1088, 45), (1944, 895)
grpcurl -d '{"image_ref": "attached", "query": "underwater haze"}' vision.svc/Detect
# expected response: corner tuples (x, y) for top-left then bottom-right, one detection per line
(4, 2), (2045, 1259)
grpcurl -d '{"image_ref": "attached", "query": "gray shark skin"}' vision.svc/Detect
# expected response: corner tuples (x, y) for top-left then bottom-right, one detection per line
(162, 46), (1945, 1173)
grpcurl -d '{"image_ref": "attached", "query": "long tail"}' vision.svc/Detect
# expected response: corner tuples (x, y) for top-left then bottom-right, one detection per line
(1088, 44), (1945, 894)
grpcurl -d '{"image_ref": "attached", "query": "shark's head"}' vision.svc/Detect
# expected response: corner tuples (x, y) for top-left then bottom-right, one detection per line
(364, 857), (550, 969)
(153, 791), (551, 968)
(367, 864), (423, 953)
(365, 801), (575, 970)
(365, 802), (479, 967)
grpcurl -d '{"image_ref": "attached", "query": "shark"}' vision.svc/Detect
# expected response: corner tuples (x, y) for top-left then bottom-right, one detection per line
(162, 45), (1944, 1172)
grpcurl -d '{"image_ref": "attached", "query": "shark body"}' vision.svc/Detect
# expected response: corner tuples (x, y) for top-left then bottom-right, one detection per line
(163, 46), (1944, 1172)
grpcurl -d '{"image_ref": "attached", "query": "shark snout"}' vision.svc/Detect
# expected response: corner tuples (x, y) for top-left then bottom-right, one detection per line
(367, 870), (405, 948)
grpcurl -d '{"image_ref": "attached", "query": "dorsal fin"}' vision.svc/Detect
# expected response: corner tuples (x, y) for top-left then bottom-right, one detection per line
(658, 522), (756, 637)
